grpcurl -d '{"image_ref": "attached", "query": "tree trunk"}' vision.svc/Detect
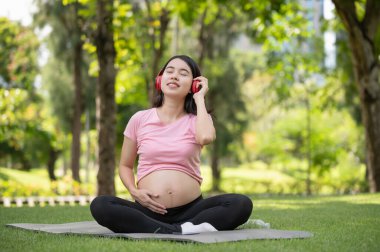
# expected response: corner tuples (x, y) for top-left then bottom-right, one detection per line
(197, 9), (208, 69)
(333, 0), (380, 192)
(306, 95), (312, 195)
(211, 143), (221, 192)
(71, 41), (83, 182)
(47, 147), (59, 181)
(144, 1), (171, 105)
(85, 108), (91, 183)
(197, 10), (219, 190)
(20, 151), (31, 171)
(63, 135), (68, 176)
(95, 0), (116, 196)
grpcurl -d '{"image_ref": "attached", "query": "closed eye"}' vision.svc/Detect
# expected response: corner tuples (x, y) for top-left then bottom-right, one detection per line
(165, 66), (191, 76)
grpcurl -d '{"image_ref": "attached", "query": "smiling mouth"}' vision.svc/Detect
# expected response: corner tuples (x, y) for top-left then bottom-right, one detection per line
(167, 82), (180, 88)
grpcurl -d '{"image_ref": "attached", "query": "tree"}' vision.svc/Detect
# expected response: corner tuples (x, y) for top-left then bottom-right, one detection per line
(0, 18), (46, 170)
(243, 1), (349, 194)
(35, 0), (90, 182)
(192, 2), (249, 191)
(332, 0), (380, 192)
(69, 0), (146, 193)
(95, 0), (117, 195)
(40, 55), (75, 178)
(143, 0), (172, 105)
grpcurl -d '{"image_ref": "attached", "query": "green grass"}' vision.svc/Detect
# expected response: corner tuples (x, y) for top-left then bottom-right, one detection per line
(1, 194), (379, 252)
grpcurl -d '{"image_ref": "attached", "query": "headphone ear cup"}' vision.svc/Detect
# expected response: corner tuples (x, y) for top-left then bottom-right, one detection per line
(155, 75), (162, 91)
(192, 80), (200, 93)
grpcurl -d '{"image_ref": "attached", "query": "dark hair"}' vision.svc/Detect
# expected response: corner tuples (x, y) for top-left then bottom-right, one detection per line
(153, 55), (202, 115)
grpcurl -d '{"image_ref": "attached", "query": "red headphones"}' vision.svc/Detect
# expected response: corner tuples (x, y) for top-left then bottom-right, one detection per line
(155, 69), (200, 93)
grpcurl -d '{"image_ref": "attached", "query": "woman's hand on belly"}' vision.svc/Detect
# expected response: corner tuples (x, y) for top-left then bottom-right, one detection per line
(130, 188), (168, 215)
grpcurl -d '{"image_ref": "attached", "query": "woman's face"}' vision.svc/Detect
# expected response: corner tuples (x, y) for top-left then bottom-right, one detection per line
(161, 58), (193, 97)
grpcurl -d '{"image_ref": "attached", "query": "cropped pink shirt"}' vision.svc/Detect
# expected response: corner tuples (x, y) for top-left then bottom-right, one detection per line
(123, 108), (204, 184)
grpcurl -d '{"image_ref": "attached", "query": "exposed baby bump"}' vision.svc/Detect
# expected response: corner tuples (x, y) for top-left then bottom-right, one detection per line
(138, 170), (201, 208)
(154, 188), (179, 207)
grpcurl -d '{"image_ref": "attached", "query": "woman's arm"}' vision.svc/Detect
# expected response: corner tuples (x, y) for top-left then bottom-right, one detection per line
(119, 137), (138, 193)
(194, 98), (216, 145)
(119, 137), (167, 214)
(193, 76), (216, 145)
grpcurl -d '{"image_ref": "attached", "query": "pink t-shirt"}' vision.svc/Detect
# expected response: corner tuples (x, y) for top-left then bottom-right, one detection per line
(123, 108), (204, 184)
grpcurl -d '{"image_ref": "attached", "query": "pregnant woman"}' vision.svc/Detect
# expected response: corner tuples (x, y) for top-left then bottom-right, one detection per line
(90, 55), (252, 234)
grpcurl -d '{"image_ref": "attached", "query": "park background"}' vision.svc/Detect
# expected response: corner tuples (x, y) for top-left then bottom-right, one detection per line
(1, 1), (380, 251)
(1, 0), (380, 201)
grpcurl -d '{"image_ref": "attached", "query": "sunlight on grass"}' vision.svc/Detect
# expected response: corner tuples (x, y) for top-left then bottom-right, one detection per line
(0, 168), (49, 188)
(252, 193), (380, 212)
(200, 166), (296, 193)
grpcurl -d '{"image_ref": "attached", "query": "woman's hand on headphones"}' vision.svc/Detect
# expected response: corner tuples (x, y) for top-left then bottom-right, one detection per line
(193, 76), (208, 102)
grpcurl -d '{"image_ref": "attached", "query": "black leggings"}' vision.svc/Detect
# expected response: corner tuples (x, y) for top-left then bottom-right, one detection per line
(90, 193), (253, 234)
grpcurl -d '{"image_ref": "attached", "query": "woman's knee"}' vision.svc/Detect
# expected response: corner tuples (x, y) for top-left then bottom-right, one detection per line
(230, 194), (253, 219)
(90, 195), (109, 213)
(240, 194), (253, 218)
(90, 195), (113, 224)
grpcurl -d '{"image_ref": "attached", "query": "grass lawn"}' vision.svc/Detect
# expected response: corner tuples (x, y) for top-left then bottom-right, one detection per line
(1, 193), (379, 252)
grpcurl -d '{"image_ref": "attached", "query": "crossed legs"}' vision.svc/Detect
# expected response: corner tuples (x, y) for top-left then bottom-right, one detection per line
(90, 193), (253, 234)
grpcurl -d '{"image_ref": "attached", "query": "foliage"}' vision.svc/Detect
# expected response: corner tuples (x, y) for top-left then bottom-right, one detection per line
(258, 3), (322, 100)
(252, 107), (365, 191)
(332, 0), (380, 193)
(0, 17), (39, 90)
(322, 9), (361, 124)
(80, 0), (149, 151)
(0, 89), (55, 170)
(0, 1), (371, 194)
(40, 56), (74, 133)
(241, 63), (366, 194)
(0, 18), (59, 171)
(0, 26), (57, 169)
(237, 1), (370, 194)
(0, 167), (94, 197)
(0, 159), (365, 198)
(203, 55), (249, 161)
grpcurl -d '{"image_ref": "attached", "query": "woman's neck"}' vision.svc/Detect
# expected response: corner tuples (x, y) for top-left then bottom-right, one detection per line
(158, 98), (186, 121)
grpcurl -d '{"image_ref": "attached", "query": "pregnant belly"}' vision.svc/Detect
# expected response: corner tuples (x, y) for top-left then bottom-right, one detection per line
(137, 170), (201, 208)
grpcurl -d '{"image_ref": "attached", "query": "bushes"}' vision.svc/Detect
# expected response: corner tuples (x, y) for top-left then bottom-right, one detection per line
(0, 168), (95, 197)
(0, 180), (46, 197)
(201, 161), (366, 195)
(0, 164), (367, 197)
